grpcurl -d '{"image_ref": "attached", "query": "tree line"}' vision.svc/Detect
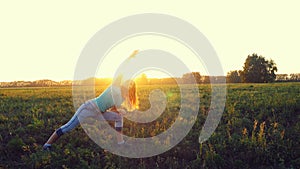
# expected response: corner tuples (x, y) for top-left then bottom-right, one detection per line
(136, 53), (299, 84)
(226, 53), (299, 83)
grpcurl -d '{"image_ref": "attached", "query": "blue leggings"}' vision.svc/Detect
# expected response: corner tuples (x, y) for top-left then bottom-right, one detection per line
(56, 100), (123, 136)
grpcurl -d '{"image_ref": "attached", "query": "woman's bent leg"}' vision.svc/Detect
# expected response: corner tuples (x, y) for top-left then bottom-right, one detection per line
(101, 111), (124, 144)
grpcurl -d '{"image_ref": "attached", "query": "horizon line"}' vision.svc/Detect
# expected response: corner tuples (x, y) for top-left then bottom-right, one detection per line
(1, 72), (299, 83)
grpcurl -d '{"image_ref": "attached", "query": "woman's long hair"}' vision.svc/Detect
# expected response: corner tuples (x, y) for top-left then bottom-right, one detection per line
(121, 80), (139, 111)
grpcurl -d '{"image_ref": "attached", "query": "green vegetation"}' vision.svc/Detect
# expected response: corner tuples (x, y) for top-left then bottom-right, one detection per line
(0, 83), (299, 168)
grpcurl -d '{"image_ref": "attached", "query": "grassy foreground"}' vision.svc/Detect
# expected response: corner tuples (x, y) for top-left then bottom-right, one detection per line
(0, 83), (299, 169)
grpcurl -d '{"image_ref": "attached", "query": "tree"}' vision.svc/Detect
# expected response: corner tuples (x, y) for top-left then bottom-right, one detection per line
(241, 54), (277, 83)
(182, 72), (201, 84)
(290, 73), (300, 82)
(227, 70), (242, 83)
(202, 76), (210, 84)
(275, 74), (289, 82)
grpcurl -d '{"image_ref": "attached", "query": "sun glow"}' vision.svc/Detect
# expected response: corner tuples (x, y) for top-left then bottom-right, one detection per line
(95, 34), (207, 79)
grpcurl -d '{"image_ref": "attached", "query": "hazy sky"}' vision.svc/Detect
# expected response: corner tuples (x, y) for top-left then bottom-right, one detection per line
(1, 1), (299, 82)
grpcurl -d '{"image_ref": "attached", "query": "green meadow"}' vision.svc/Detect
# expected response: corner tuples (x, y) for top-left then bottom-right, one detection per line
(0, 83), (299, 169)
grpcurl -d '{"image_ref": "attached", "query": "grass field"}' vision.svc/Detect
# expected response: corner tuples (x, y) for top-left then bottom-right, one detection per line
(0, 83), (299, 169)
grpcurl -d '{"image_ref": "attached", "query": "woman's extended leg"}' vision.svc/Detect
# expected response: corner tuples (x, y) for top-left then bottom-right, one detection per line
(44, 131), (59, 145)
(43, 101), (95, 150)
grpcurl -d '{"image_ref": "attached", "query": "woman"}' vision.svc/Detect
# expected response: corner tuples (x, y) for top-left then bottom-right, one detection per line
(43, 79), (138, 150)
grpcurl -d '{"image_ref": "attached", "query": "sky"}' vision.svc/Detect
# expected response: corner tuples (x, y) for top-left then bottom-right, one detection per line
(0, 1), (299, 82)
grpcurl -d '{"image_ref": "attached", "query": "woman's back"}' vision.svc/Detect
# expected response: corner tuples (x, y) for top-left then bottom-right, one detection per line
(93, 85), (123, 112)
